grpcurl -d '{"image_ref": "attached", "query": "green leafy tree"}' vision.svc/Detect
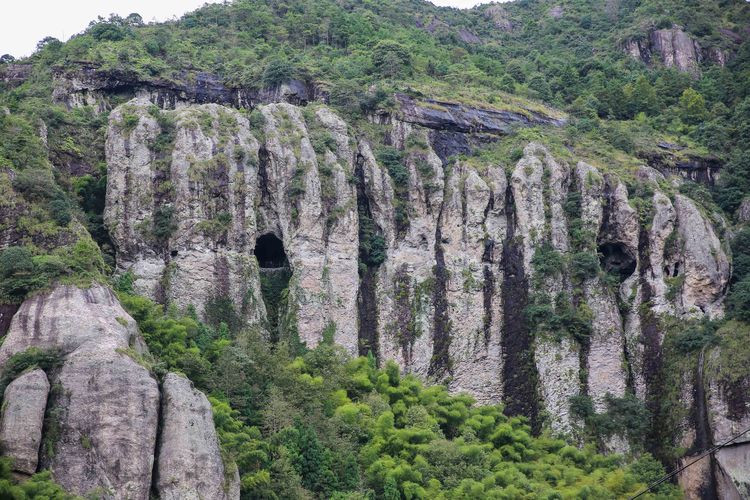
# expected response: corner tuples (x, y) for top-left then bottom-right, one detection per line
(372, 40), (411, 77)
(679, 88), (708, 125)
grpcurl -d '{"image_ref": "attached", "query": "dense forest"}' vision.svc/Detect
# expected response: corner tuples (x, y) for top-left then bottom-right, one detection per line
(1, 0), (750, 498)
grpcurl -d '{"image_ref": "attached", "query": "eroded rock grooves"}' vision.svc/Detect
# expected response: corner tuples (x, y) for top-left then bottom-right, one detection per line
(2, 79), (745, 496)
(355, 154), (381, 359)
(0, 285), (238, 499)
(428, 172), (451, 379)
(500, 183), (539, 432)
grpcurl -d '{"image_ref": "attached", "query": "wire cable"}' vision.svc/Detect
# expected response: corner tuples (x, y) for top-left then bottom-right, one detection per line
(629, 425), (750, 499)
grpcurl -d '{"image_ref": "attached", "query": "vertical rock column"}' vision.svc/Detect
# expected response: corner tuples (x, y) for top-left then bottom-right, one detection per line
(0, 369), (49, 475)
(156, 373), (239, 500)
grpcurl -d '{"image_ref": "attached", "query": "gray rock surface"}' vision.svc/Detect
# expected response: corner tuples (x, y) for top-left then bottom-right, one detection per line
(650, 28), (702, 74)
(101, 97), (736, 476)
(736, 198), (750, 223)
(0, 284), (238, 499)
(156, 373), (238, 500)
(0, 284), (141, 364)
(0, 369), (49, 474)
(674, 194), (730, 318)
(622, 27), (732, 74)
(50, 345), (159, 499)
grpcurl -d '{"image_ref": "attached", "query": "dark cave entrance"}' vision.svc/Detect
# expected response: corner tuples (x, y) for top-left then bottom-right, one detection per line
(598, 242), (636, 282)
(254, 233), (288, 269)
(255, 233), (291, 343)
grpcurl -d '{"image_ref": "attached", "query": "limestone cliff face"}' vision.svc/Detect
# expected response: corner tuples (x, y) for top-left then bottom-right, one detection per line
(103, 95), (736, 480)
(105, 99), (265, 329)
(0, 285), (238, 499)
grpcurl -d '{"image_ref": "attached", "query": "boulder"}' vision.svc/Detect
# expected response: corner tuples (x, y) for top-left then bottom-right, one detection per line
(0, 284), (141, 364)
(49, 345), (159, 499)
(0, 369), (49, 474)
(156, 373), (239, 500)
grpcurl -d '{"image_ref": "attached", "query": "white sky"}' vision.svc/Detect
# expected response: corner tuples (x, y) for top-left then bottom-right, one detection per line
(1, 0), (492, 58)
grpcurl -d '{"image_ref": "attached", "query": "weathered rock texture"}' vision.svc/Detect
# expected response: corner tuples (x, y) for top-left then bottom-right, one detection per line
(623, 27), (731, 74)
(101, 95), (736, 495)
(0, 369), (49, 475)
(51, 63), (320, 113)
(0, 285), (237, 499)
(157, 373), (238, 500)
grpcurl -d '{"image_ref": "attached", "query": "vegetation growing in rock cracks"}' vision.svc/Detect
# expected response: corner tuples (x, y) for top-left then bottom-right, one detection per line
(0, 0), (750, 497)
(114, 281), (681, 499)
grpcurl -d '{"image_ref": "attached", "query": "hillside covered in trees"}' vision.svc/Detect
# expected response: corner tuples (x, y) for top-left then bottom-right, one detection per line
(1, 0), (750, 498)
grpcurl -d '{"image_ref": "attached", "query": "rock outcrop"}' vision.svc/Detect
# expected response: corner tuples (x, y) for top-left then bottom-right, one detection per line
(0, 369), (49, 475)
(51, 63), (320, 113)
(392, 93), (565, 135)
(100, 94), (735, 497)
(623, 27), (731, 74)
(103, 96), (732, 421)
(0, 285), (237, 499)
(156, 373), (238, 500)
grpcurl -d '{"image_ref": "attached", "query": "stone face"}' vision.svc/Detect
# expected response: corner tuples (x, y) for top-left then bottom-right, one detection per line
(0, 369), (49, 475)
(715, 445), (750, 499)
(392, 94), (565, 135)
(0, 284), (158, 498)
(622, 27), (733, 74)
(0, 285), (240, 499)
(0, 284), (140, 364)
(674, 194), (730, 318)
(105, 99), (265, 328)
(50, 345), (159, 499)
(650, 28), (702, 74)
(576, 164), (628, 417)
(736, 198), (750, 223)
(156, 373), (238, 500)
(101, 96), (739, 493)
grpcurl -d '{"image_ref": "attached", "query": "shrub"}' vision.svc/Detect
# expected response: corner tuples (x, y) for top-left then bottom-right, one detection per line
(0, 246), (36, 300)
(372, 40), (411, 77)
(531, 244), (564, 277)
(152, 205), (177, 244)
(262, 58), (294, 88)
(0, 348), (62, 395)
(729, 277), (750, 322)
(570, 252), (599, 281)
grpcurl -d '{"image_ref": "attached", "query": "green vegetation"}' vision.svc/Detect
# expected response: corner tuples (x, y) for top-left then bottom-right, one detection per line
(0, 348), (62, 395)
(114, 290), (678, 499)
(0, 458), (77, 499)
(376, 146), (410, 236)
(1, 0), (750, 497)
(0, 236), (106, 303)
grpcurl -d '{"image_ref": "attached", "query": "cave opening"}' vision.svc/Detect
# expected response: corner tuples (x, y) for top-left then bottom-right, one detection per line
(255, 233), (291, 343)
(254, 233), (288, 269)
(598, 242), (636, 281)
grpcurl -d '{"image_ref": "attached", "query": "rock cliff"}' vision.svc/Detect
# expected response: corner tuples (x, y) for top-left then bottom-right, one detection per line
(102, 94), (736, 470)
(0, 285), (238, 499)
(0, 368), (49, 475)
(1, 71), (742, 498)
(623, 26), (733, 74)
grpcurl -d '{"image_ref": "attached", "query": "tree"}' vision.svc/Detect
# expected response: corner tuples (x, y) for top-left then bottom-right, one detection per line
(383, 474), (400, 500)
(0, 246), (35, 300)
(35, 36), (61, 52)
(372, 40), (411, 77)
(729, 277), (750, 322)
(626, 75), (659, 116)
(679, 88), (708, 125)
(262, 58), (294, 88)
(125, 13), (144, 26)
